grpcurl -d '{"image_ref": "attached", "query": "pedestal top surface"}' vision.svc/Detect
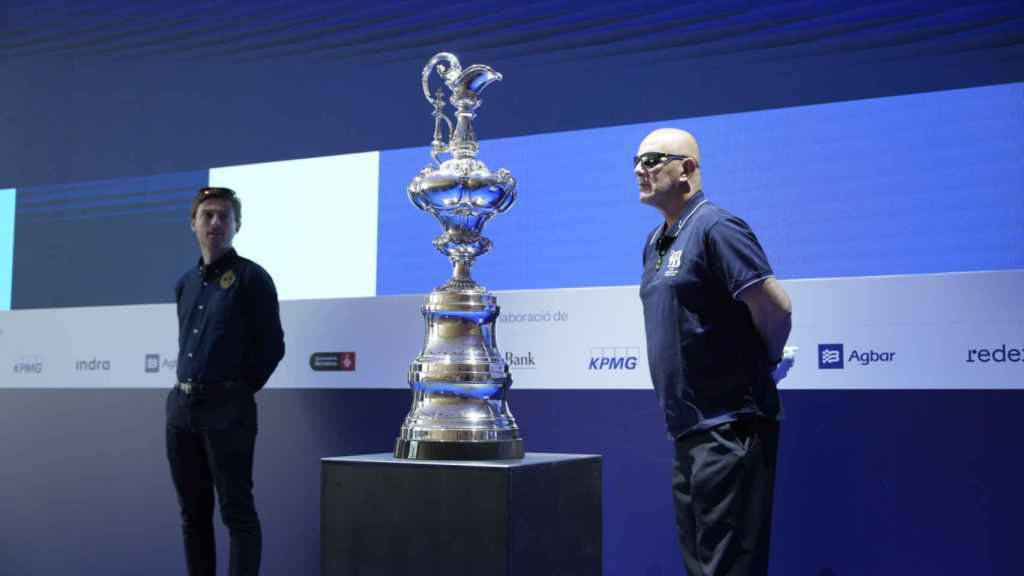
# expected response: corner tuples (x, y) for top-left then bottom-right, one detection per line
(322, 452), (600, 469)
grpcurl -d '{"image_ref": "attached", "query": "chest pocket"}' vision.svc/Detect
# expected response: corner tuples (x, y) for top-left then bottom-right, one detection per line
(205, 275), (242, 332)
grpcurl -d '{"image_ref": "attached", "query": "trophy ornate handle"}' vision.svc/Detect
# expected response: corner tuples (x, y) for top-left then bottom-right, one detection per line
(423, 53), (460, 165)
(429, 89), (453, 166)
(421, 52), (461, 103)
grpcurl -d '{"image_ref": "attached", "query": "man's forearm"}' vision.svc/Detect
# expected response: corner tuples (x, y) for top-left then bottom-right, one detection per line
(755, 310), (792, 361)
(739, 277), (793, 361)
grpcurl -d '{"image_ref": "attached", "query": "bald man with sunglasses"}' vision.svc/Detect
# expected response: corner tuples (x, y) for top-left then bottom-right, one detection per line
(636, 128), (792, 576)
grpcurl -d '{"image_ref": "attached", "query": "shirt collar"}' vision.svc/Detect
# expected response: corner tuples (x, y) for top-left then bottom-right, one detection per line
(650, 190), (709, 246)
(198, 248), (238, 280)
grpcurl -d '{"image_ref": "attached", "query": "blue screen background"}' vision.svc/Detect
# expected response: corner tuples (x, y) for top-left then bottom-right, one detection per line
(377, 83), (1024, 296)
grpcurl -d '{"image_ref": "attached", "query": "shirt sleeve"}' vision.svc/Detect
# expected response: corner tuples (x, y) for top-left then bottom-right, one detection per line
(706, 215), (774, 299)
(241, 265), (286, 390)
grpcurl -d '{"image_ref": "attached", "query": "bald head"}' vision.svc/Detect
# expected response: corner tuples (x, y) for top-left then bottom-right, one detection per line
(635, 128), (703, 223)
(638, 128), (701, 164)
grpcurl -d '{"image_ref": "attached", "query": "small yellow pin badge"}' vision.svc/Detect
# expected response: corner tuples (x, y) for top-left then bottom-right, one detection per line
(220, 270), (236, 289)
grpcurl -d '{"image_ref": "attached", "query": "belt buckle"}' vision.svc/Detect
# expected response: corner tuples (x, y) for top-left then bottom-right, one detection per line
(179, 382), (200, 395)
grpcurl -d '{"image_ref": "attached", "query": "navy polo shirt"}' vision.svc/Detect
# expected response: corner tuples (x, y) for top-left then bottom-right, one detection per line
(175, 248), (285, 390)
(639, 191), (781, 439)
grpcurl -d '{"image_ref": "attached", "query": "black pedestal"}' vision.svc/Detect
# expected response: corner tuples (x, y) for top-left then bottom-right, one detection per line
(321, 453), (602, 576)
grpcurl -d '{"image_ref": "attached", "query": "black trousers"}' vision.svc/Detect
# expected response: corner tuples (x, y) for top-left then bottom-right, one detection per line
(166, 385), (261, 576)
(672, 418), (779, 576)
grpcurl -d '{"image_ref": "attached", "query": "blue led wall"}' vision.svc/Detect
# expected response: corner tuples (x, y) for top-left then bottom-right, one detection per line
(6, 83), (1022, 306)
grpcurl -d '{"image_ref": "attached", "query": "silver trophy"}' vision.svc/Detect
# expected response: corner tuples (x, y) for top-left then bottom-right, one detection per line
(394, 52), (524, 460)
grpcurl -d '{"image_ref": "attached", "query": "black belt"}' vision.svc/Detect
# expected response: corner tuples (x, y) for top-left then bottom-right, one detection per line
(176, 380), (242, 396)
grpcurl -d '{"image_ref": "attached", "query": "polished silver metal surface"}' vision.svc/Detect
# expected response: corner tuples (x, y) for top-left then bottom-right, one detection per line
(396, 52), (523, 460)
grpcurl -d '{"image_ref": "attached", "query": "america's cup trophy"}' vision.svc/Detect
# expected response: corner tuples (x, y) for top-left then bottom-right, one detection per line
(395, 52), (524, 460)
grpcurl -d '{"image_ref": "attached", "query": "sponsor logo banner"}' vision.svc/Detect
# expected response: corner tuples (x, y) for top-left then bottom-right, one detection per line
(75, 358), (111, 371)
(818, 344), (844, 369)
(505, 351), (536, 370)
(0, 271), (1021, 390)
(12, 355), (44, 374)
(310, 352), (356, 372)
(818, 344), (898, 370)
(588, 347), (641, 371)
(966, 345), (1023, 364)
(145, 354), (177, 374)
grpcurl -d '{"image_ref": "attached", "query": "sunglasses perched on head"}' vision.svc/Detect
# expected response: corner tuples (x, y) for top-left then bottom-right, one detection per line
(199, 187), (236, 197)
(633, 152), (692, 170)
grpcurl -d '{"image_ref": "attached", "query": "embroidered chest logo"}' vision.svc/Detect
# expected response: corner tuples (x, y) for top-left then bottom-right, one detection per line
(220, 270), (236, 289)
(664, 250), (683, 277)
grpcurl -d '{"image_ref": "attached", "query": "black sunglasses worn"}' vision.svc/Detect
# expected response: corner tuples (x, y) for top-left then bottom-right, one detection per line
(633, 152), (691, 170)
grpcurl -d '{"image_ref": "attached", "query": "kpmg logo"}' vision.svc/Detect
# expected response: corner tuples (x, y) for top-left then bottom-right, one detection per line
(144, 354), (177, 373)
(310, 352), (356, 372)
(818, 344), (844, 369)
(505, 351), (536, 370)
(588, 347), (640, 371)
(76, 358), (111, 371)
(13, 355), (44, 374)
(819, 343), (895, 369)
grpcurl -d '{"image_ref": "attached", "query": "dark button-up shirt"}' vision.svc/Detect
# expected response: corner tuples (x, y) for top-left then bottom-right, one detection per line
(175, 248), (285, 390)
(639, 191), (781, 439)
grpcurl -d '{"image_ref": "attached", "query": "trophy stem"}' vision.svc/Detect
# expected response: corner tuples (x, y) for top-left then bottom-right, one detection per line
(452, 259), (474, 283)
(441, 259), (481, 293)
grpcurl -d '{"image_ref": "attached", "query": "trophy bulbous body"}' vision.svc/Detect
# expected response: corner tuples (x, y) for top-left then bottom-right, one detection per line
(409, 158), (515, 266)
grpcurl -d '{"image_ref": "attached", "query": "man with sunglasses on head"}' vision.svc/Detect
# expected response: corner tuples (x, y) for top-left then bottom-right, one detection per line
(166, 187), (285, 576)
(636, 128), (792, 576)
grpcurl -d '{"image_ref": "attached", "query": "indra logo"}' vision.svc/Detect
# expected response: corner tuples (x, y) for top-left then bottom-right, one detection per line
(144, 354), (178, 373)
(76, 358), (111, 371)
(13, 355), (44, 374)
(505, 351), (536, 370)
(310, 352), (356, 372)
(588, 347), (640, 371)
(819, 343), (895, 369)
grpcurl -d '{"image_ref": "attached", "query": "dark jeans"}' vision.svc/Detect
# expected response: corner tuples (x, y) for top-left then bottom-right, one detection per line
(672, 418), (779, 576)
(166, 385), (261, 576)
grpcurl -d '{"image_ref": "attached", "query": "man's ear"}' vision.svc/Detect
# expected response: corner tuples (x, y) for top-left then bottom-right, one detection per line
(682, 157), (697, 175)
(190, 219), (196, 232)
(235, 219), (242, 233)
(677, 162), (693, 184)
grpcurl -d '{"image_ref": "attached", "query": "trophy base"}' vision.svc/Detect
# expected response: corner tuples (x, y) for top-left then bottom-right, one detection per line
(394, 438), (524, 460)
